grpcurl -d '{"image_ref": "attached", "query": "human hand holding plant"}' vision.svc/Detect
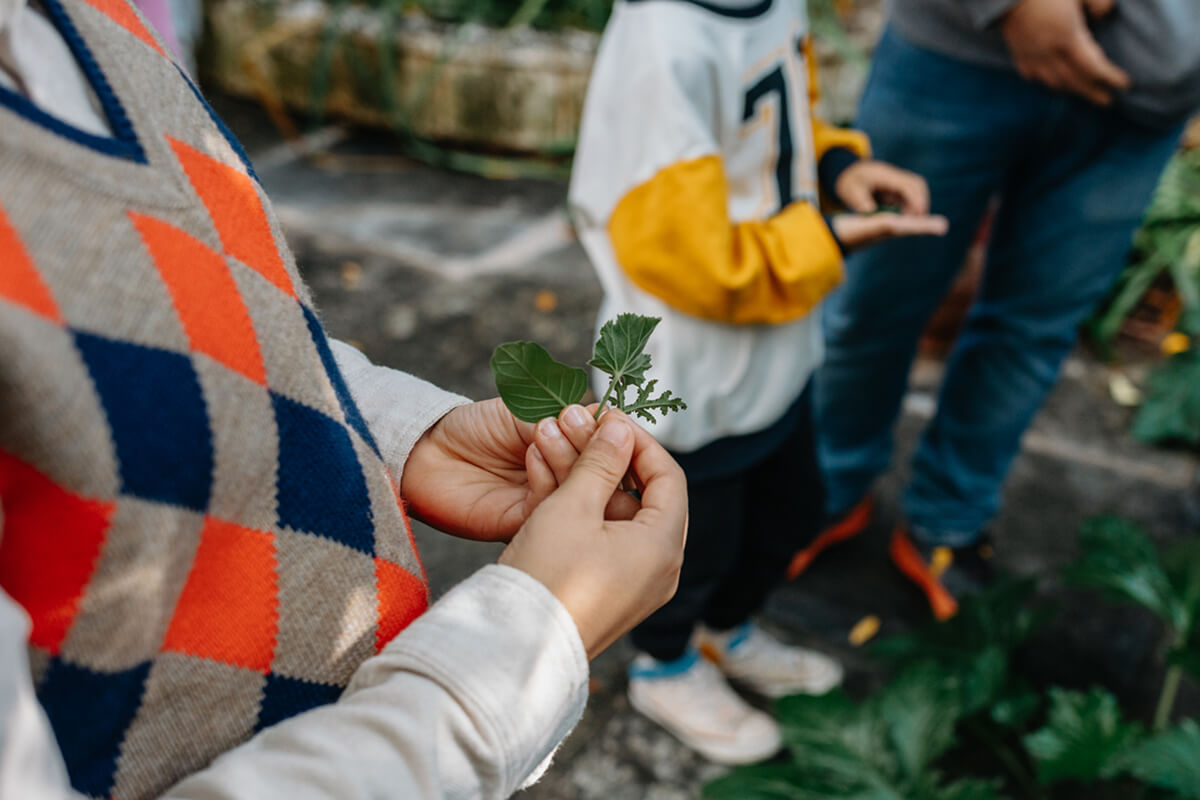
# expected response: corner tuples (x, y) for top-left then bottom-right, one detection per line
(830, 160), (949, 250)
(499, 411), (688, 659)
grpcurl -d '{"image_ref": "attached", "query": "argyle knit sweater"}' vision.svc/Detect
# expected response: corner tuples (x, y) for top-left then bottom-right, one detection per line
(0, 1), (469, 797)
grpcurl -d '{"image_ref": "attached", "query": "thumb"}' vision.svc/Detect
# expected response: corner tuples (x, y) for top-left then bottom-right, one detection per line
(1083, 0), (1115, 18)
(557, 416), (635, 517)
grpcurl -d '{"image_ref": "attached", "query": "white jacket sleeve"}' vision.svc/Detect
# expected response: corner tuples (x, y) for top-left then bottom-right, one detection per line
(0, 589), (84, 800)
(329, 339), (472, 477)
(0, 567), (589, 800)
(165, 565), (589, 800)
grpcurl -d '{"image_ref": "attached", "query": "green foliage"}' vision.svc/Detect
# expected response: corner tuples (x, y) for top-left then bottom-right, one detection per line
(491, 314), (685, 423)
(1064, 516), (1188, 633)
(1090, 148), (1200, 349)
(705, 518), (1200, 800)
(872, 579), (1042, 715)
(490, 342), (587, 422)
(1022, 687), (1143, 783)
(1133, 348), (1200, 446)
(1113, 720), (1200, 798)
(709, 664), (1008, 800)
(588, 314), (686, 423)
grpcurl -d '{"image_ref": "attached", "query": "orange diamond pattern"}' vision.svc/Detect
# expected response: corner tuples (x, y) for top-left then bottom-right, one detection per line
(374, 558), (428, 652)
(130, 212), (267, 385)
(79, 0), (166, 56)
(162, 518), (280, 672)
(168, 138), (296, 298)
(0, 205), (63, 323)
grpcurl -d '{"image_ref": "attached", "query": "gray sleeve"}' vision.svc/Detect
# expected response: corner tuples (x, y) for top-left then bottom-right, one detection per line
(328, 340), (471, 478)
(959, 0), (1020, 29)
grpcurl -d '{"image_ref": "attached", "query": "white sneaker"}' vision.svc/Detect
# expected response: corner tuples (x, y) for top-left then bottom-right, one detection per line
(697, 622), (844, 699)
(627, 651), (782, 765)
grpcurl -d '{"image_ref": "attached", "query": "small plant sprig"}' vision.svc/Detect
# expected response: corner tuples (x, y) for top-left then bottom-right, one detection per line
(490, 313), (686, 424)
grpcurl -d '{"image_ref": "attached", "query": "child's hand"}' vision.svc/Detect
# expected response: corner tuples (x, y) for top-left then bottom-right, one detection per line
(834, 159), (931, 215)
(831, 212), (949, 251)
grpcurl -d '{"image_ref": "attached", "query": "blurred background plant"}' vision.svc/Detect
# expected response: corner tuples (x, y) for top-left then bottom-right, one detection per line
(1088, 124), (1200, 449)
(705, 517), (1200, 800)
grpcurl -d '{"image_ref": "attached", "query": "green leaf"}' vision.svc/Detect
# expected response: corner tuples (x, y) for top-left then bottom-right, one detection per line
(1133, 348), (1200, 447)
(490, 341), (588, 423)
(1113, 720), (1200, 798)
(772, 665), (962, 797)
(879, 665), (964, 779)
(988, 680), (1042, 731)
(588, 313), (659, 404)
(702, 765), (841, 800)
(871, 579), (1040, 715)
(1065, 517), (1186, 633)
(928, 777), (1009, 800)
(624, 378), (687, 424)
(1022, 687), (1144, 783)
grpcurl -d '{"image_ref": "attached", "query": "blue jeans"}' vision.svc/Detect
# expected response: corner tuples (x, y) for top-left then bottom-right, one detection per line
(814, 27), (1182, 545)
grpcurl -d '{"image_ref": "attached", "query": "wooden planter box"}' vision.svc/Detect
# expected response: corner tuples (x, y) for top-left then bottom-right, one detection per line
(202, 0), (881, 154)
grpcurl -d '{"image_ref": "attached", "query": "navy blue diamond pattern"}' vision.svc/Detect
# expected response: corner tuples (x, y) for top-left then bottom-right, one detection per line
(39, 658), (152, 798)
(74, 332), (214, 511)
(271, 391), (374, 554)
(255, 673), (344, 732)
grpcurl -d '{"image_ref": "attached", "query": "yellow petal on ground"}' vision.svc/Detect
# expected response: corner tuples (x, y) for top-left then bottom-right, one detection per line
(535, 289), (558, 313)
(1108, 371), (1143, 407)
(1162, 332), (1191, 356)
(930, 546), (954, 578)
(340, 260), (363, 290)
(848, 615), (880, 646)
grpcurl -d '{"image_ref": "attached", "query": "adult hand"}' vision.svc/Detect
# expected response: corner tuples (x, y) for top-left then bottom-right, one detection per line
(832, 212), (949, 251)
(499, 411), (688, 659)
(401, 400), (641, 542)
(835, 160), (931, 216)
(1000, 0), (1131, 106)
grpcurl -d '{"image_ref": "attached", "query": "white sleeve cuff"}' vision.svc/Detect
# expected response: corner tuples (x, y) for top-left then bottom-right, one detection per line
(329, 340), (470, 476)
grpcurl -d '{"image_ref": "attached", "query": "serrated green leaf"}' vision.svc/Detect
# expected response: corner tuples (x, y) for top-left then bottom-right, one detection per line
(1133, 348), (1200, 447)
(1066, 517), (1186, 632)
(1112, 720), (1200, 798)
(490, 341), (588, 423)
(626, 378), (687, 423)
(588, 313), (659, 385)
(1022, 687), (1144, 783)
(879, 664), (964, 778)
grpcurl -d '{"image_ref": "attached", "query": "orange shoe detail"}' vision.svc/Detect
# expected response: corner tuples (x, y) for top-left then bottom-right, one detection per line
(787, 495), (876, 580)
(889, 529), (958, 621)
(698, 641), (723, 665)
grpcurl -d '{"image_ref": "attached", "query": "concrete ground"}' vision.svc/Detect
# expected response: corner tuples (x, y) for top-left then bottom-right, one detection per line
(213, 96), (1200, 798)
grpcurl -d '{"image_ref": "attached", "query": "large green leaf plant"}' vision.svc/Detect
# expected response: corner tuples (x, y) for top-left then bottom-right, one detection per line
(705, 518), (1200, 800)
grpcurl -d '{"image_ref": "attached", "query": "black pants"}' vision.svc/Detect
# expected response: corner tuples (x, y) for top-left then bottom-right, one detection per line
(630, 390), (826, 662)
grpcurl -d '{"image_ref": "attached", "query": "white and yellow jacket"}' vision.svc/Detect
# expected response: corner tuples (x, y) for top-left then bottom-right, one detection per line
(569, 0), (869, 453)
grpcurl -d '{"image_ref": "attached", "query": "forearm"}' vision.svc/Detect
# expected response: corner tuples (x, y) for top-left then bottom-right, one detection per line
(609, 154), (844, 325)
(166, 565), (588, 800)
(330, 340), (470, 478)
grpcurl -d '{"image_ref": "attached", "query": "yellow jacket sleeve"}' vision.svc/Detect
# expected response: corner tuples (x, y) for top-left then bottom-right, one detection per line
(804, 37), (871, 161)
(608, 154), (843, 326)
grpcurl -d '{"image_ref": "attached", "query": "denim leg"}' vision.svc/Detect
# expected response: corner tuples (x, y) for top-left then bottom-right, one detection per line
(815, 28), (1031, 516)
(905, 106), (1183, 542)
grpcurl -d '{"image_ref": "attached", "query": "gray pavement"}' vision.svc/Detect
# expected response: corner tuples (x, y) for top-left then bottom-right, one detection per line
(214, 95), (1200, 798)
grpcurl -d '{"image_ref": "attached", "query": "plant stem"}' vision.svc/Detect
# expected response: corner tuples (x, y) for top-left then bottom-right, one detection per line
(1153, 665), (1183, 731)
(594, 379), (616, 420)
